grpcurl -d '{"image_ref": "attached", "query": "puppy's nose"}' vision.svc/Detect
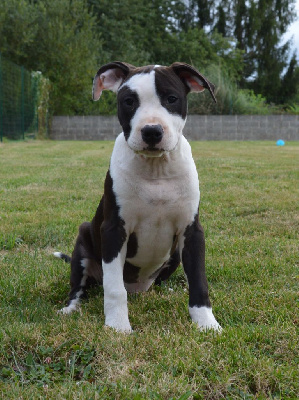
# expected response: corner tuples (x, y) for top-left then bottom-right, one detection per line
(141, 124), (163, 146)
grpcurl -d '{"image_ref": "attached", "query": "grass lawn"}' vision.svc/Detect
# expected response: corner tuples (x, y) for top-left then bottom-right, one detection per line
(0, 140), (298, 399)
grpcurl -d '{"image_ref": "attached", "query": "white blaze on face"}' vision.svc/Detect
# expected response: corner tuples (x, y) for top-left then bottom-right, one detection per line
(122, 71), (186, 154)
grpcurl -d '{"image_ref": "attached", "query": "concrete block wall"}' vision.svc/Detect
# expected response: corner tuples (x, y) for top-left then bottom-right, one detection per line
(50, 115), (299, 141)
(51, 116), (122, 141)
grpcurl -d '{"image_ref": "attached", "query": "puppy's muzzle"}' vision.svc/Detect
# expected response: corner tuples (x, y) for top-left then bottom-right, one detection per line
(141, 124), (163, 148)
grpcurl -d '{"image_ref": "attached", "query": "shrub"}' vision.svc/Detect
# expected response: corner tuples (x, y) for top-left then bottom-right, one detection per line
(188, 64), (272, 115)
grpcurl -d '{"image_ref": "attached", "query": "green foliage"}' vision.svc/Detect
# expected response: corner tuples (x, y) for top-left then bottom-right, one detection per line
(0, 0), (102, 115)
(177, 0), (299, 105)
(31, 72), (51, 138)
(88, 0), (244, 75)
(88, 0), (165, 65)
(280, 53), (299, 105)
(188, 65), (271, 115)
(0, 0), (298, 114)
(236, 0), (299, 103)
(235, 90), (270, 114)
(0, 343), (95, 385)
(286, 103), (299, 114)
(0, 0), (37, 61)
(0, 234), (23, 251)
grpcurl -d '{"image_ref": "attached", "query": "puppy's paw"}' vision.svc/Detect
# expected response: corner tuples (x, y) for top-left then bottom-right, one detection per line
(189, 306), (222, 332)
(197, 320), (222, 332)
(57, 303), (78, 315)
(105, 315), (132, 333)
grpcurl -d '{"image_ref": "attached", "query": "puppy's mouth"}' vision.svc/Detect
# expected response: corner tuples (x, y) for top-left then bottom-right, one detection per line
(135, 147), (166, 157)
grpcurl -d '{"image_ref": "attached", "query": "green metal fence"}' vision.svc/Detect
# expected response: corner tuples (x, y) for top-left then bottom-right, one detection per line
(0, 54), (39, 141)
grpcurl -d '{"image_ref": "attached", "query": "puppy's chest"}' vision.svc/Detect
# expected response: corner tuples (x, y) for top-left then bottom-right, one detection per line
(118, 176), (196, 229)
(135, 178), (183, 207)
(117, 175), (198, 268)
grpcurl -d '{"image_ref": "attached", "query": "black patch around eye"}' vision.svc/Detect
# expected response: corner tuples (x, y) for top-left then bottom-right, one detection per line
(154, 69), (188, 119)
(124, 97), (135, 106)
(167, 95), (178, 104)
(117, 87), (140, 140)
(162, 92), (186, 117)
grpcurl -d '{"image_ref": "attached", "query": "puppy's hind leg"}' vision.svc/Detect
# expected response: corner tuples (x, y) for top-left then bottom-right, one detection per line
(58, 256), (89, 315)
(154, 248), (180, 285)
(58, 223), (94, 315)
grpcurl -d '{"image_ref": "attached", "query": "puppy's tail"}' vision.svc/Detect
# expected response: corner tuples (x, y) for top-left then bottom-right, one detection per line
(53, 251), (71, 263)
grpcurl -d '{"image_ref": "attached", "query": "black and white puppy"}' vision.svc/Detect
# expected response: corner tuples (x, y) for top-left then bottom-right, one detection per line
(55, 62), (221, 333)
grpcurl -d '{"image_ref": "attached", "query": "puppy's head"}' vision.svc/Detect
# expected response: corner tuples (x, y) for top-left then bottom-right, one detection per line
(93, 62), (216, 157)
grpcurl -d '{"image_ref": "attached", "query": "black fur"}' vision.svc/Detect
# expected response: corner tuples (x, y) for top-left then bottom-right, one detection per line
(182, 213), (211, 308)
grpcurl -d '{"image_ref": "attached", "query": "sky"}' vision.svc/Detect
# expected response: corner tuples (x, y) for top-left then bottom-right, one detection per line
(283, 0), (299, 58)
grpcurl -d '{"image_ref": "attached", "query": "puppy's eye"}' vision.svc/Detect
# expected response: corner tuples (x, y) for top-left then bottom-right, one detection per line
(124, 97), (134, 106)
(167, 95), (178, 104)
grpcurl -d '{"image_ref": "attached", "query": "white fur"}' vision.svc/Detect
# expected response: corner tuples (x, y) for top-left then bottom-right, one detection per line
(189, 306), (222, 331)
(58, 292), (82, 315)
(53, 251), (62, 258)
(103, 127), (202, 328)
(121, 72), (186, 154)
(102, 250), (132, 333)
(109, 133), (200, 293)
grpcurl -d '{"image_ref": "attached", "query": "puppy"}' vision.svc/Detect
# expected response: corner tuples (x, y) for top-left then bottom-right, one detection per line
(55, 62), (221, 333)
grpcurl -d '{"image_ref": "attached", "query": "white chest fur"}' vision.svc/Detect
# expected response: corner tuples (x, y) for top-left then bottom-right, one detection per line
(109, 133), (200, 275)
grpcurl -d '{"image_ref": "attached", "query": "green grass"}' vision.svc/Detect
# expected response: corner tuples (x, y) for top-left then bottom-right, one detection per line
(0, 140), (298, 399)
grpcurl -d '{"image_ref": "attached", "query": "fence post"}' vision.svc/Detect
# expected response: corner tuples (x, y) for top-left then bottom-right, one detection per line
(0, 53), (3, 142)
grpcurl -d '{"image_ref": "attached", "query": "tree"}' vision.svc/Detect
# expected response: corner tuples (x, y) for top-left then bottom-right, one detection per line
(177, 0), (214, 32)
(234, 0), (247, 49)
(173, 0), (298, 104)
(196, 0), (213, 29)
(280, 53), (299, 104)
(214, 5), (227, 36)
(1, 0), (297, 114)
(0, 0), (102, 114)
(232, 0), (297, 102)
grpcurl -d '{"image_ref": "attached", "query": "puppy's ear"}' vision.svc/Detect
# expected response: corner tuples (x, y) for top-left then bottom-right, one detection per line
(171, 62), (217, 103)
(92, 62), (136, 101)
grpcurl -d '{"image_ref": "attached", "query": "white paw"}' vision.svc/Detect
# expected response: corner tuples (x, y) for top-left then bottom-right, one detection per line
(189, 306), (222, 332)
(105, 315), (132, 333)
(198, 320), (222, 332)
(58, 306), (74, 315)
(57, 300), (79, 315)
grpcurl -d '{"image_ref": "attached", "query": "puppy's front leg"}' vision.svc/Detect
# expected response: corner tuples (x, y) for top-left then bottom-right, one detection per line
(100, 168), (131, 333)
(181, 215), (221, 332)
(102, 248), (131, 333)
(101, 213), (131, 333)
